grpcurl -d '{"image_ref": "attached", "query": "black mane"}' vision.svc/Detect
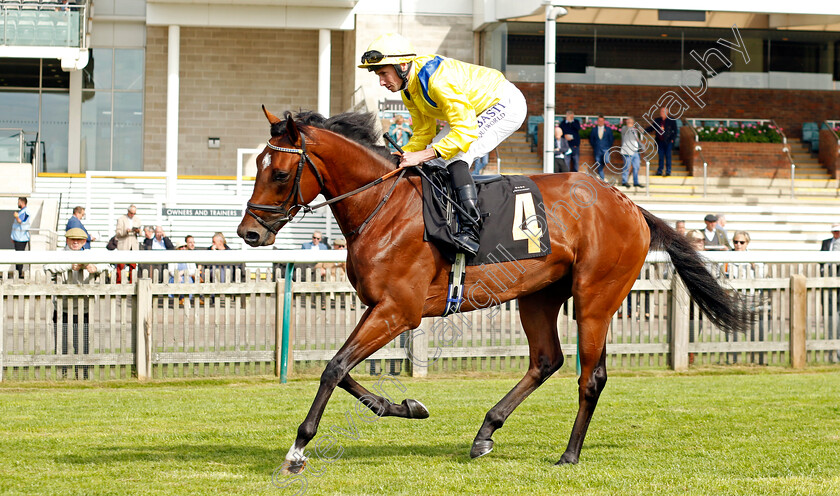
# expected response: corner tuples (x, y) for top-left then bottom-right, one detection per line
(270, 110), (397, 164)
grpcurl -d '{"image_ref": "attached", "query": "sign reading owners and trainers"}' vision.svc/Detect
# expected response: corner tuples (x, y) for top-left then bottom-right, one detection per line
(162, 207), (242, 217)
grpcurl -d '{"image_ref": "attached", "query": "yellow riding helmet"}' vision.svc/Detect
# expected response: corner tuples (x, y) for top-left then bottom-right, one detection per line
(358, 33), (417, 69)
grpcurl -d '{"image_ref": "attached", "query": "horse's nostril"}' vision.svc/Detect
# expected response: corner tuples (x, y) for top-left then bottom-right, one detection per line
(244, 231), (261, 244)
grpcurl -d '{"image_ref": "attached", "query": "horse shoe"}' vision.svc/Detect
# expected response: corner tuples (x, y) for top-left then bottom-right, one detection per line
(401, 398), (430, 419)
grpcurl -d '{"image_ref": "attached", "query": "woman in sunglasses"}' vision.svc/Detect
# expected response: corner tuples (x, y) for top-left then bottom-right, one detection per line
(359, 33), (527, 256)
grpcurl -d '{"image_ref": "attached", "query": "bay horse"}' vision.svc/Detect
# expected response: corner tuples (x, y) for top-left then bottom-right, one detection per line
(237, 108), (752, 472)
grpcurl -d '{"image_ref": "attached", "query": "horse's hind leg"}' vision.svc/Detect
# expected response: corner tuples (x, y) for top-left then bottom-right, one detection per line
(470, 283), (568, 458)
(557, 268), (639, 464)
(556, 323), (608, 466)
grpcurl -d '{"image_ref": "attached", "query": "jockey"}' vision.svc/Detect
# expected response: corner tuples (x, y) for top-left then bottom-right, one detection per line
(359, 33), (527, 256)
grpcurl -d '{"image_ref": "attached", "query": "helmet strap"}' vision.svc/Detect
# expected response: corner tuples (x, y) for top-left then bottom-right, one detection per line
(395, 62), (412, 90)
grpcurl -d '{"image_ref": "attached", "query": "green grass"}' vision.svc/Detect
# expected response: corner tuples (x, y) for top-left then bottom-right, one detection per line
(1, 368), (839, 496)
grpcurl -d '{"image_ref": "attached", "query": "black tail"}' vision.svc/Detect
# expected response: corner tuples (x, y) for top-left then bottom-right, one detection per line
(640, 207), (754, 334)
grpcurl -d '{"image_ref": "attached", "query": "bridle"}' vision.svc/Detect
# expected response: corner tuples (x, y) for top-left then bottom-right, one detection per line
(245, 132), (324, 235)
(245, 131), (406, 236)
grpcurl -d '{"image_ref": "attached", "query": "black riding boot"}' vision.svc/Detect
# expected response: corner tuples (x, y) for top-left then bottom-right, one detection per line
(448, 160), (482, 256)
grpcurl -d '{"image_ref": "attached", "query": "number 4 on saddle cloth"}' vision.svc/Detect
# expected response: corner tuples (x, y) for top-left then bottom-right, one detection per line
(420, 164), (552, 316)
(420, 164), (552, 266)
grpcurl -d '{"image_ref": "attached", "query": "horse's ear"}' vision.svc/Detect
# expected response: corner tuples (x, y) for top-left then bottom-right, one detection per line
(285, 114), (300, 145)
(262, 105), (281, 125)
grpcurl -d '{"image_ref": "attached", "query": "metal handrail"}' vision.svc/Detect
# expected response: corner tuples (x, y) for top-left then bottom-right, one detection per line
(686, 117), (771, 128)
(687, 124), (709, 198)
(771, 120), (796, 198)
(0, 1), (88, 49)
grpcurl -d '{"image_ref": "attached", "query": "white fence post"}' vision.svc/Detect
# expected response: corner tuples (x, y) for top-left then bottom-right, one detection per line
(789, 274), (807, 369)
(135, 278), (152, 380)
(669, 276), (689, 371)
(409, 319), (430, 378)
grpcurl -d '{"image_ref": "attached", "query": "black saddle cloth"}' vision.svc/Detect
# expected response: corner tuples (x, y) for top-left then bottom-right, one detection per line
(420, 166), (552, 266)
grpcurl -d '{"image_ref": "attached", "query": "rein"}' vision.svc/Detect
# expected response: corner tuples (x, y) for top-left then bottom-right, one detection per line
(245, 133), (406, 236)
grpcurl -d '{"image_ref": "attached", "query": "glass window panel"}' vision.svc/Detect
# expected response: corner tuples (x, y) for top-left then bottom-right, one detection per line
(767, 40), (824, 73)
(80, 91), (112, 171)
(83, 48), (113, 90)
(0, 58), (41, 88)
(40, 91), (69, 173)
(42, 58), (70, 89)
(114, 49), (145, 90)
(112, 92), (143, 171)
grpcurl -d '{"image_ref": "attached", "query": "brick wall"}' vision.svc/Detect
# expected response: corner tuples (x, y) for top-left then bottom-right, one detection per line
(818, 129), (840, 180)
(144, 26), (345, 176)
(516, 83), (840, 140)
(680, 132), (789, 177)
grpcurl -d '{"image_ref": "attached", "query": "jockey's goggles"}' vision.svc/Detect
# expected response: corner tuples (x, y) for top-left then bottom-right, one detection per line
(360, 50), (415, 65)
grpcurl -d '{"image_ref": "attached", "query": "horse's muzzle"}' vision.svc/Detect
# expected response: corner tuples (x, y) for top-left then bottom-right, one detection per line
(237, 220), (276, 247)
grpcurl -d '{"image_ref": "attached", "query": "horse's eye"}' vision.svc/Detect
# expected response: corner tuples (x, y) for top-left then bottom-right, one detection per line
(272, 170), (289, 183)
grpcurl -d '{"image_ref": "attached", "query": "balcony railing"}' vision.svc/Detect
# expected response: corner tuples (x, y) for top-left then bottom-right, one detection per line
(0, 1), (86, 48)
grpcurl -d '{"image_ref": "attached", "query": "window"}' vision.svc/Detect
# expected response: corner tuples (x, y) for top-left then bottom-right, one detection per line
(0, 58), (68, 171)
(80, 48), (144, 171)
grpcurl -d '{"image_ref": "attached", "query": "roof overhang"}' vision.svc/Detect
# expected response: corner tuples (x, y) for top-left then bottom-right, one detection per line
(146, 0), (357, 30)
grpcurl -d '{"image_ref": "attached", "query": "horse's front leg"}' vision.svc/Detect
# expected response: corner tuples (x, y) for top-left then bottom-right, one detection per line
(338, 373), (430, 419)
(282, 302), (420, 474)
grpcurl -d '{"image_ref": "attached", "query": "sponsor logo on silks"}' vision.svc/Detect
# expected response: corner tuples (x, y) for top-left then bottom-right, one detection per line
(476, 102), (507, 128)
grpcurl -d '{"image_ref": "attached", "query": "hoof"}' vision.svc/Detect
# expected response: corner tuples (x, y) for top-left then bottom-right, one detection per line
(280, 458), (307, 475)
(555, 452), (578, 465)
(470, 439), (494, 459)
(402, 398), (429, 419)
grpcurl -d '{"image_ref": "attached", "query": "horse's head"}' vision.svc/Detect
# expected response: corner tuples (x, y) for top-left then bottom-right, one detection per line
(237, 106), (326, 247)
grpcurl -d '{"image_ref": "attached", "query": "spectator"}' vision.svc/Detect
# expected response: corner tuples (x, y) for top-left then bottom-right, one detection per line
(620, 117), (643, 188)
(820, 223), (840, 252)
(559, 110), (581, 172)
(207, 232), (241, 282)
(686, 230), (705, 251)
(820, 224), (840, 361)
(675, 220), (687, 237)
(316, 237), (347, 280)
(645, 107), (677, 176)
(11, 196), (31, 278)
(115, 205), (141, 251)
(716, 213), (730, 242)
(168, 245), (198, 305)
(143, 226), (175, 251)
(553, 123), (571, 173)
(702, 214), (730, 251)
(43, 228), (110, 379)
(142, 226), (173, 282)
(302, 231), (329, 250)
(728, 231), (764, 279)
(66, 206), (95, 250)
(185, 235), (196, 250)
(388, 114), (412, 150)
(139, 226), (155, 249)
(588, 115), (614, 180)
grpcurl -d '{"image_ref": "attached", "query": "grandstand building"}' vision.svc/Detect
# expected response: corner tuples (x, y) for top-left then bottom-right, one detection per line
(1, 0), (839, 251)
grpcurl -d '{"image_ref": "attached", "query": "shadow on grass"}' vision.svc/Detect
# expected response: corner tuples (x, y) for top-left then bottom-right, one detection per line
(54, 440), (475, 472)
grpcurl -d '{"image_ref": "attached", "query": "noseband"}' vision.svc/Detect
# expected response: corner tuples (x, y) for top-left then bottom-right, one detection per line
(245, 133), (325, 235)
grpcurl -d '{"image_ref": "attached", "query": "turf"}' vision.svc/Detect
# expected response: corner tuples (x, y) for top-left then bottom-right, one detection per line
(1, 368), (839, 496)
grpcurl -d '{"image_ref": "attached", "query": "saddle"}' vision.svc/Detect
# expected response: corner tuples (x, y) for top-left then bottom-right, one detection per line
(419, 164), (551, 266)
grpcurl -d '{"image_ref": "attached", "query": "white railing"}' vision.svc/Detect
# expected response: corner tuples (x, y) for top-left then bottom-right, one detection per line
(2, 250), (840, 382)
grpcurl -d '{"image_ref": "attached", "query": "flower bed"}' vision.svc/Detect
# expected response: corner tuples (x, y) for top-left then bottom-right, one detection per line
(578, 122), (618, 140)
(693, 123), (783, 143)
